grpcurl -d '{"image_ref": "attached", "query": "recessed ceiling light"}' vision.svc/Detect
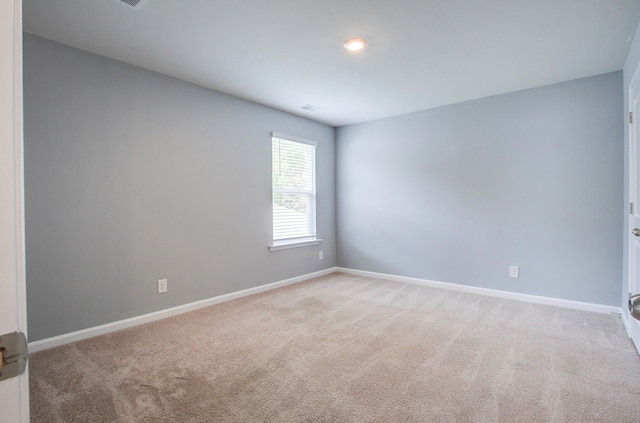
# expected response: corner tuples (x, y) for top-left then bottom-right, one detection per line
(344, 37), (367, 51)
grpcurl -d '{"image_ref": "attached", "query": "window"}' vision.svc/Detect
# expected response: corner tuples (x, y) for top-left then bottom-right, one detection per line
(270, 132), (320, 250)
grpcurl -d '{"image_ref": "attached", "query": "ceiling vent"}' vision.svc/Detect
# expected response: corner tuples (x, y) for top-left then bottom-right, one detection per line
(298, 104), (322, 112)
(112, 0), (148, 10)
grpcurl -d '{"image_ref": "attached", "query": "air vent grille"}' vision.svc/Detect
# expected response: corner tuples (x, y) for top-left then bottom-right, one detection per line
(113, 0), (148, 10)
(298, 104), (322, 112)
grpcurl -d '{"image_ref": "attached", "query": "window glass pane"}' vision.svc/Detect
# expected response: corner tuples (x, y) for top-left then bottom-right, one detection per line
(273, 139), (315, 192)
(272, 136), (316, 242)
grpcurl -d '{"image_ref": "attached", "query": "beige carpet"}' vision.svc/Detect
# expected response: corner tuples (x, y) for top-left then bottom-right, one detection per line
(30, 272), (640, 422)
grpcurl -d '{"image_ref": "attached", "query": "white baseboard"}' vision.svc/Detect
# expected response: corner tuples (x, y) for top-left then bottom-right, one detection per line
(28, 267), (338, 353)
(336, 267), (622, 315)
(30, 266), (622, 353)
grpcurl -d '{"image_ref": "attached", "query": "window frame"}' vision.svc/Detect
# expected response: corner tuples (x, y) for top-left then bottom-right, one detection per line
(269, 132), (322, 251)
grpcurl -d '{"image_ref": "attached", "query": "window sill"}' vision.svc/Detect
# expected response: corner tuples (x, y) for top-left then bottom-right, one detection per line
(268, 238), (322, 251)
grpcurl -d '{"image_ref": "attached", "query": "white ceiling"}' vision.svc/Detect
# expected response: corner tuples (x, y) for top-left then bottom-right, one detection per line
(23, 0), (640, 127)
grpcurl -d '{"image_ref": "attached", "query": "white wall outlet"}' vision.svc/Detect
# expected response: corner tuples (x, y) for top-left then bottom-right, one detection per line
(319, 251), (324, 260)
(158, 279), (168, 293)
(509, 266), (519, 279)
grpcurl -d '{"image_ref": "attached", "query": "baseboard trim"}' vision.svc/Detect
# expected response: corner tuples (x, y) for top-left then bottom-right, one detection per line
(29, 267), (338, 353)
(29, 266), (621, 353)
(336, 267), (622, 315)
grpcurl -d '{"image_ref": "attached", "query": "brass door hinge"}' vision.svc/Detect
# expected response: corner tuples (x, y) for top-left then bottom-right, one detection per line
(0, 332), (28, 382)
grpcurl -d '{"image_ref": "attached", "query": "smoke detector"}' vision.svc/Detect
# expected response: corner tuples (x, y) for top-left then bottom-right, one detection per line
(112, 0), (148, 10)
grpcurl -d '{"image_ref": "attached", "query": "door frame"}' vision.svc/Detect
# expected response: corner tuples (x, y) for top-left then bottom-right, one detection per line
(625, 61), (640, 353)
(0, 0), (28, 421)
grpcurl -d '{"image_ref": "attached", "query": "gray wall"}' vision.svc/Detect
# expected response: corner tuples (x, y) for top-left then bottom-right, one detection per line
(623, 21), (640, 308)
(24, 31), (627, 342)
(336, 72), (623, 306)
(24, 35), (336, 342)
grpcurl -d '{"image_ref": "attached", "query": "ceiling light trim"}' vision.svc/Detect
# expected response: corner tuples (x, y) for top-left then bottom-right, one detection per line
(344, 37), (367, 51)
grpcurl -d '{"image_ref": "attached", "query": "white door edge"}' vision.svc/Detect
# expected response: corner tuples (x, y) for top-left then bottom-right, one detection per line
(626, 60), (640, 353)
(0, 0), (28, 421)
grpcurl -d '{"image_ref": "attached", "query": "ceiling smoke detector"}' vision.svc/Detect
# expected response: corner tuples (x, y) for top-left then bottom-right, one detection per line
(112, 0), (148, 10)
(298, 104), (322, 112)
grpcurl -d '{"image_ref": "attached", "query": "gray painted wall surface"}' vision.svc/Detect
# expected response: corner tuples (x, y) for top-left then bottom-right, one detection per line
(623, 21), (640, 308)
(336, 72), (623, 306)
(24, 35), (336, 341)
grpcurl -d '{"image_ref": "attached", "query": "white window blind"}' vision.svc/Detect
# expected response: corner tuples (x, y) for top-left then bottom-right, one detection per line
(272, 133), (316, 244)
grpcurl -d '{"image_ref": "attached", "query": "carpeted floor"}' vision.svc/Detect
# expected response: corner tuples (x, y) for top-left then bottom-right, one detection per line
(30, 272), (640, 422)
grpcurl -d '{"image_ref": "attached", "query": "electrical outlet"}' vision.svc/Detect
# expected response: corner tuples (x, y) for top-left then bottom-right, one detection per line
(509, 266), (519, 279)
(319, 251), (324, 260)
(158, 279), (168, 293)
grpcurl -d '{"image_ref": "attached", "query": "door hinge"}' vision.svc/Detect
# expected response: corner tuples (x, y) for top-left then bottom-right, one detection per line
(0, 332), (28, 382)
(631, 112), (634, 124)
(631, 203), (635, 215)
